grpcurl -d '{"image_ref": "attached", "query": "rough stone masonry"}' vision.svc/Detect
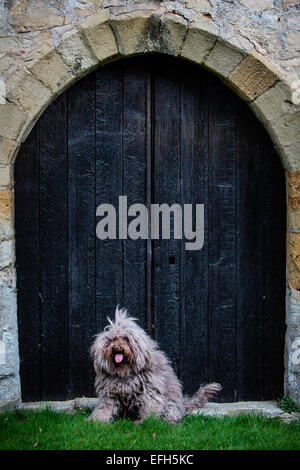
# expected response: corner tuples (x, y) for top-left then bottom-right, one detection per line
(0, 0), (300, 406)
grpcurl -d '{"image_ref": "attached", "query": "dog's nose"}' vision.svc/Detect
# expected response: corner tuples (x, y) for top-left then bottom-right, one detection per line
(113, 347), (122, 353)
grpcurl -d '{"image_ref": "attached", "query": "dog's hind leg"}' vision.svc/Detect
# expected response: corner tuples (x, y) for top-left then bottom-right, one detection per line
(88, 399), (118, 423)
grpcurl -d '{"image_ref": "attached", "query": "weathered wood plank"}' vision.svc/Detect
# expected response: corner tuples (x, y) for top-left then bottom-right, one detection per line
(95, 64), (123, 332)
(67, 73), (96, 398)
(261, 132), (286, 400)
(15, 124), (41, 401)
(208, 78), (237, 402)
(122, 60), (148, 329)
(39, 93), (69, 400)
(152, 56), (181, 377)
(179, 63), (209, 395)
(236, 100), (264, 401)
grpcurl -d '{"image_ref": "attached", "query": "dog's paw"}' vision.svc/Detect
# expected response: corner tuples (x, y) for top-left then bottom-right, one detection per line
(134, 418), (144, 426)
(87, 407), (115, 423)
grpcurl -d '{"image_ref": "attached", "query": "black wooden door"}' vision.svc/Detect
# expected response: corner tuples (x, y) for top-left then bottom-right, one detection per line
(15, 55), (286, 402)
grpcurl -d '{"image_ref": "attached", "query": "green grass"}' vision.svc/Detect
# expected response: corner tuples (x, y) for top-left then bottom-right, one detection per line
(0, 408), (300, 450)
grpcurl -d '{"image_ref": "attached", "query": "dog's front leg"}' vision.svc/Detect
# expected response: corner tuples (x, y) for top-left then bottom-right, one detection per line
(133, 395), (164, 425)
(134, 408), (149, 425)
(88, 399), (118, 423)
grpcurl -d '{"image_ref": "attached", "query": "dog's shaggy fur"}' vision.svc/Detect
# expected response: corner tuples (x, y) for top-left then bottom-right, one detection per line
(90, 307), (221, 424)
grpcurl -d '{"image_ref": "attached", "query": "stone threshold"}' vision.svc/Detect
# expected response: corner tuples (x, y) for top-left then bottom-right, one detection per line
(193, 401), (300, 423)
(1, 398), (299, 423)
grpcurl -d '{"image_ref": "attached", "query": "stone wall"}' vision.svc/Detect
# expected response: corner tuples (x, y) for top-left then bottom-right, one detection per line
(0, 0), (299, 404)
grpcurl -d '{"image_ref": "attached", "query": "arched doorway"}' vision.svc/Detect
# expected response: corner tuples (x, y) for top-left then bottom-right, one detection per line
(15, 55), (286, 402)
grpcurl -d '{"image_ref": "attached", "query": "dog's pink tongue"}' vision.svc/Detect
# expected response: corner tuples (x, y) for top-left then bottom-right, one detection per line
(115, 353), (123, 363)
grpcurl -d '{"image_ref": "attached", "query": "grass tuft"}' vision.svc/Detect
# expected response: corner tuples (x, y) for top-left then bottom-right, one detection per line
(0, 408), (300, 450)
(279, 395), (300, 414)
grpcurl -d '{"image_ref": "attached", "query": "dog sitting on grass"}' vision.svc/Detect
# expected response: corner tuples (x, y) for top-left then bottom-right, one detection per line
(89, 306), (221, 424)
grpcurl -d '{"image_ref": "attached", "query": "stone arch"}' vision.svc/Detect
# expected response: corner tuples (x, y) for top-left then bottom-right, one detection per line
(1, 9), (298, 170)
(0, 8), (299, 404)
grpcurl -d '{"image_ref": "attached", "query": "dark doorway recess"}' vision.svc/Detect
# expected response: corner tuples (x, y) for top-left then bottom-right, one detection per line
(15, 55), (286, 402)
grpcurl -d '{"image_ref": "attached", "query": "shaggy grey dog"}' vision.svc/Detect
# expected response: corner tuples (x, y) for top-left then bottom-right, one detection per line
(90, 307), (221, 424)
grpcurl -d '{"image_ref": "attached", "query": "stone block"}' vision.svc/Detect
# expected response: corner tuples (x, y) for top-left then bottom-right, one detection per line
(0, 190), (14, 239)
(250, 80), (293, 126)
(287, 171), (300, 231)
(0, 374), (20, 402)
(271, 112), (300, 148)
(240, 0), (274, 9)
(0, 266), (16, 290)
(163, 13), (188, 55)
(229, 50), (281, 101)
(283, 0), (298, 10)
(80, 10), (119, 62)
(6, 68), (52, 117)
(0, 164), (13, 190)
(181, 15), (218, 64)
(287, 232), (300, 290)
(282, 142), (300, 171)
(0, 239), (14, 269)
(0, 102), (28, 141)
(286, 288), (300, 335)
(186, 0), (212, 12)
(0, 137), (19, 165)
(287, 171), (300, 210)
(0, 399), (19, 412)
(288, 208), (300, 233)
(57, 28), (98, 75)
(111, 10), (187, 56)
(204, 40), (245, 78)
(27, 45), (74, 94)
(0, 54), (23, 77)
(9, 4), (64, 32)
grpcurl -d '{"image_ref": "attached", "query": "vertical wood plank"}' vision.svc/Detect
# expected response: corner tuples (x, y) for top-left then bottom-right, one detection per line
(146, 64), (153, 336)
(123, 60), (148, 329)
(39, 93), (69, 400)
(95, 64), (123, 332)
(208, 78), (237, 402)
(152, 56), (181, 377)
(180, 63), (209, 395)
(15, 124), (41, 401)
(262, 134), (286, 400)
(68, 73), (96, 397)
(236, 100), (264, 401)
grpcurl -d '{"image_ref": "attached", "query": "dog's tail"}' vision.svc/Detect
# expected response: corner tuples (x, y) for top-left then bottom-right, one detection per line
(184, 383), (222, 414)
